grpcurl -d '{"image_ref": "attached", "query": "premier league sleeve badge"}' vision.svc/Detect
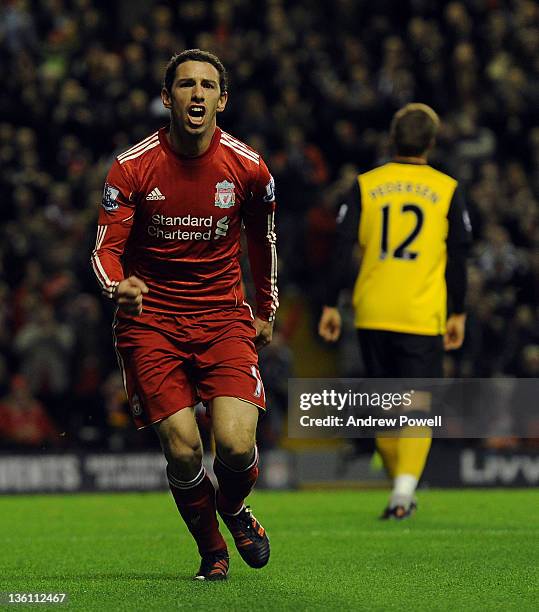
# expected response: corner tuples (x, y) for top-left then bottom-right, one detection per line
(102, 183), (120, 211)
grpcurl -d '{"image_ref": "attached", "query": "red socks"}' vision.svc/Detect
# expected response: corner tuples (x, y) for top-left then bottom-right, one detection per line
(214, 447), (259, 515)
(167, 448), (259, 555)
(167, 465), (226, 556)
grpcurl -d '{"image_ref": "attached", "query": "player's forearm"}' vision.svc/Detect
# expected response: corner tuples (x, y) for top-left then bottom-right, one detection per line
(91, 221), (133, 299)
(91, 247), (124, 299)
(246, 236), (278, 321)
(446, 247), (468, 314)
(243, 202), (278, 320)
(324, 270), (346, 308)
(325, 245), (353, 307)
(249, 263), (278, 321)
(325, 185), (361, 307)
(446, 185), (471, 314)
(325, 222), (357, 307)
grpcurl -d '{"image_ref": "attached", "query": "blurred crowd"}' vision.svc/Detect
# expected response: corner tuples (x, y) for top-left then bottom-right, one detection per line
(0, 0), (537, 450)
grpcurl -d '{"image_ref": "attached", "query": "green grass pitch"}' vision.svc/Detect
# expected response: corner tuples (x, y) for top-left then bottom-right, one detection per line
(0, 489), (537, 610)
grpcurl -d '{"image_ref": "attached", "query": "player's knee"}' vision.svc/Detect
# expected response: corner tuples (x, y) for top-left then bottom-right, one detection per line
(172, 442), (202, 467)
(216, 438), (255, 468)
(163, 436), (202, 470)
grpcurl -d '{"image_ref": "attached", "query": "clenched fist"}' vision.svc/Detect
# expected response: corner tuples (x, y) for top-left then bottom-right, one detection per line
(114, 276), (149, 316)
(318, 306), (342, 342)
(254, 317), (274, 349)
(444, 313), (466, 350)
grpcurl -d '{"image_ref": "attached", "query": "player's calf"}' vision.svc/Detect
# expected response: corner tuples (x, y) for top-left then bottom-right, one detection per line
(167, 465), (228, 557)
(213, 448), (270, 568)
(213, 447), (259, 514)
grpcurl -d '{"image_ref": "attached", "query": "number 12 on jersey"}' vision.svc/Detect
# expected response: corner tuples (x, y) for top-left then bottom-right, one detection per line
(380, 202), (424, 261)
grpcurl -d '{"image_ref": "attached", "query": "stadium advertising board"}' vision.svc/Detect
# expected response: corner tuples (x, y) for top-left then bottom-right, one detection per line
(0, 448), (537, 493)
(0, 451), (293, 494)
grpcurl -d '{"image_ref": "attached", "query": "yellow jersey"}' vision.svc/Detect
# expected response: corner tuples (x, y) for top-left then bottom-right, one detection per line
(353, 162), (458, 335)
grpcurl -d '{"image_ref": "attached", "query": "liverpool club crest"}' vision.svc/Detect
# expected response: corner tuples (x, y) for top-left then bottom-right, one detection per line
(215, 180), (236, 208)
(131, 393), (142, 416)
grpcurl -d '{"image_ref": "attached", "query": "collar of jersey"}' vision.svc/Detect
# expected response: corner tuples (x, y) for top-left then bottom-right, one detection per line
(390, 158), (430, 166)
(158, 126), (221, 165)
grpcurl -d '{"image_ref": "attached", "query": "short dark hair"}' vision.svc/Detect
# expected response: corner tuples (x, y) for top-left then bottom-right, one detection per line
(390, 103), (440, 156)
(163, 49), (228, 94)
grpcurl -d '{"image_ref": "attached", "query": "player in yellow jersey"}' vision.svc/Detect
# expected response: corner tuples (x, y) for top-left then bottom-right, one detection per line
(319, 103), (472, 519)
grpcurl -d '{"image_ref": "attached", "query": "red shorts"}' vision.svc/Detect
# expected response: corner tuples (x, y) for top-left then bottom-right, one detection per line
(113, 305), (265, 429)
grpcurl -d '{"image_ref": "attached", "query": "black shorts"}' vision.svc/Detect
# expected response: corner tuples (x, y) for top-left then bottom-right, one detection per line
(357, 329), (443, 378)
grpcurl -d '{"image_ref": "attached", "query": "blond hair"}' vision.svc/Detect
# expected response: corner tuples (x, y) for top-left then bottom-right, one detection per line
(390, 103), (440, 156)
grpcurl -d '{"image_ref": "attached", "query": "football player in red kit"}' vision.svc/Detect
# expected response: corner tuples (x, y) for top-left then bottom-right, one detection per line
(91, 49), (277, 580)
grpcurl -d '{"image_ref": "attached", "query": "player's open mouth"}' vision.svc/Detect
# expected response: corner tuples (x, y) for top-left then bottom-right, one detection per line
(187, 105), (206, 126)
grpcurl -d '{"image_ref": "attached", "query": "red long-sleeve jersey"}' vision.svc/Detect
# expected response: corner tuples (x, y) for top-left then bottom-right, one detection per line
(91, 127), (278, 321)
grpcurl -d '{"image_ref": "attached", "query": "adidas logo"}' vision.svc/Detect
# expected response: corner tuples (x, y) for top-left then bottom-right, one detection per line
(146, 187), (165, 200)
